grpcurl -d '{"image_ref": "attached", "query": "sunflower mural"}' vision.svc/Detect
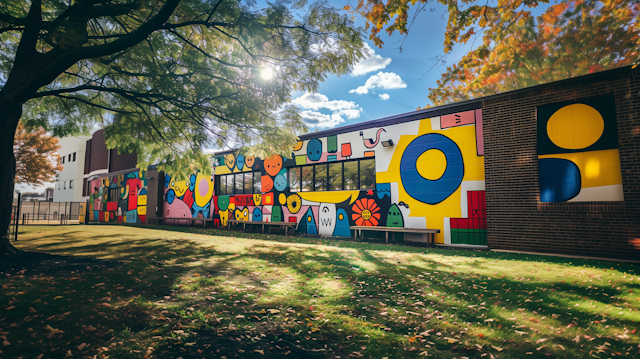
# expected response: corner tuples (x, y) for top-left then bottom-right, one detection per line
(351, 198), (381, 226)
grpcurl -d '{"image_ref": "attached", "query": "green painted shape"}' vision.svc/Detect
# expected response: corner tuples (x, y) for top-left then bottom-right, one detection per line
(272, 206), (282, 222)
(450, 229), (487, 245)
(295, 155), (307, 165)
(218, 196), (230, 211)
(328, 136), (338, 153)
(385, 204), (404, 227)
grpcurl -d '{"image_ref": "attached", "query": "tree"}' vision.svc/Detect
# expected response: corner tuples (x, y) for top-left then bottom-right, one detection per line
(0, 0), (364, 249)
(14, 124), (62, 186)
(428, 0), (640, 105)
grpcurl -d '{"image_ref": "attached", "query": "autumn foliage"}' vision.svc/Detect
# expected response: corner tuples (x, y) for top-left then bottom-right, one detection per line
(428, 0), (640, 105)
(13, 124), (62, 186)
(348, 0), (639, 106)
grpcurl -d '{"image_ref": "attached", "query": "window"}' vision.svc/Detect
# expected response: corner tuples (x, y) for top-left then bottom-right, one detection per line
(63, 181), (67, 189)
(69, 180), (73, 189)
(328, 163), (342, 191)
(253, 172), (261, 193)
(344, 161), (358, 189)
(360, 158), (376, 189)
(314, 164), (327, 191)
(62, 156), (65, 164)
(226, 175), (233, 195)
(243, 172), (253, 194)
(301, 166), (313, 192)
(68, 154), (71, 162)
(109, 188), (118, 201)
(73, 152), (76, 162)
(234, 173), (243, 194)
(289, 167), (301, 192)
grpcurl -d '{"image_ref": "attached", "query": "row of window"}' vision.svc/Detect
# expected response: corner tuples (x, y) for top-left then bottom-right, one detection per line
(215, 158), (376, 195)
(61, 152), (77, 164)
(57, 180), (73, 190)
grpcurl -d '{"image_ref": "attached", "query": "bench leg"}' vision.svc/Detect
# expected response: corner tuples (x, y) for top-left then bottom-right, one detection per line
(262, 224), (264, 233)
(385, 231), (388, 244)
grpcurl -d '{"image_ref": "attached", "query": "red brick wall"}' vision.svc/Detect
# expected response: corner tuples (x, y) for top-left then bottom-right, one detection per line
(482, 67), (640, 260)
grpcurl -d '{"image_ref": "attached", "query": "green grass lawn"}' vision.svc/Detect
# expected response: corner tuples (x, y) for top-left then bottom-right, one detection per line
(1, 225), (639, 358)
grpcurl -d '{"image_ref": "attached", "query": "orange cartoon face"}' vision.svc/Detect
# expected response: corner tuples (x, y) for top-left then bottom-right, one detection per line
(264, 154), (283, 177)
(261, 175), (274, 192)
(292, 141), (303, 151)
(245, 156), (255, 168)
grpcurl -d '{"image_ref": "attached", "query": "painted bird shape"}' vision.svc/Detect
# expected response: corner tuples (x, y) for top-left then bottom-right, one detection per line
(360, 128), (386, 148)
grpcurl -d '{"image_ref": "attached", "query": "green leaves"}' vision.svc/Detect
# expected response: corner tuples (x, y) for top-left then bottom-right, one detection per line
(2, 0), (365, 175)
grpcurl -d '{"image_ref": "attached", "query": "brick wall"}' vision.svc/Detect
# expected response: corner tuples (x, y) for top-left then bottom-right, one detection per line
(89, 130), (108, 173)
(482, 67), (640, 260)
(108, 148), (138, 173)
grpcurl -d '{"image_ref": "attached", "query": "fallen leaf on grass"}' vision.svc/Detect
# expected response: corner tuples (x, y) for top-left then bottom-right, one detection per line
(267, 309), (280, 314)
(536, 338), (547, 344)
(78, 343), (86, 350)
(45, 325), (65, 339)
(491, 345), (503, 352)
(28, 307), (37, 313)
(254, 349), (264, 355)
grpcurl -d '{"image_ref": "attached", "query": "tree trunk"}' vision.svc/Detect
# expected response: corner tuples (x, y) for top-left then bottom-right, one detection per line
(0, 99), (23, 255)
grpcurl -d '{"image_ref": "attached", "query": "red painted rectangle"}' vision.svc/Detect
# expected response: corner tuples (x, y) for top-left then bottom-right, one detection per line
(441, 110), (475, 129)
(106, 201), (118, 212)
(450, 218), (486, 229)
(98, 211), (105, 222)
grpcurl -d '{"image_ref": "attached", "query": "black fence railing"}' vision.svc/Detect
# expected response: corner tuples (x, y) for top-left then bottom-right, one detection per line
(8, 193), (21, 241)
(12, 201), (83, 225)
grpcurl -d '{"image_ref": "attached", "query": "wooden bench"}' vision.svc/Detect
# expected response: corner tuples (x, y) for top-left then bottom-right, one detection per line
(147, 217), (213, 228)
(350, 226), (440, 246)
(227, 220), (297, 236)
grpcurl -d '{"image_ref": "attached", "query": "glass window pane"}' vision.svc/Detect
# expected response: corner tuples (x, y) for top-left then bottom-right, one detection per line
(360, 159), (376, 189)
(314, 164), (327, 191)
(344, 161), (358, 189)
(253, 172), (261, 193)
(301, 166), (313, 192)
(244, 172), (253, 194)
(225, 175), (233, 195)
(289, 168), (301, 192)
(328, 163), (342, 191)
(216, 176), (223, 196)
(234, 173), (243, 194)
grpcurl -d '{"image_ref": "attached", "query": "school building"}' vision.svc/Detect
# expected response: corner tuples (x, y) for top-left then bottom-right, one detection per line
(82, 66), (640, 261)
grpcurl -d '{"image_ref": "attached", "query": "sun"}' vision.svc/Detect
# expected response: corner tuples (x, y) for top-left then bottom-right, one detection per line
(261, 68), (274, 80)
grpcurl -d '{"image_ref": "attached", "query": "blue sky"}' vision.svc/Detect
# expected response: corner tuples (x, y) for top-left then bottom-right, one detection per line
(290, 0), (482, 132)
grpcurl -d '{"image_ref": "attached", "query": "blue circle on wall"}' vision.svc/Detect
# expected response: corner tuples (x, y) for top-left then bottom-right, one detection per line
(164, 174), (171, 188)
(400, 133), (464, 205)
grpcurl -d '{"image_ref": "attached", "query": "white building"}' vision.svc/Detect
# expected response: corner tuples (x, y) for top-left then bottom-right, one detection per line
(53, 136), (90, 202)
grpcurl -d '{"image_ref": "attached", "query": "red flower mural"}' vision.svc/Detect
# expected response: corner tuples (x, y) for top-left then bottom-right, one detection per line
(352, 198), (380, 226)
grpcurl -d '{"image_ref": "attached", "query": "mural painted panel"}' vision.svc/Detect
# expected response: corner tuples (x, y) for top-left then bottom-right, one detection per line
(162, 172), (214, 225)
(537, 97), (623, 202)
(209, 109), (486, 245)
(88, 170), (147, 223)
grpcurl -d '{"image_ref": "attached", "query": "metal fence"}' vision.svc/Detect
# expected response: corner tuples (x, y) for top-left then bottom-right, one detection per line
(13, 201), (83, 225)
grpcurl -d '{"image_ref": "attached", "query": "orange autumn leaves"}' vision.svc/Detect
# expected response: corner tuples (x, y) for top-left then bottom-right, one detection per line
(427, 0), (640, 105)
(13, 124), (62, 186)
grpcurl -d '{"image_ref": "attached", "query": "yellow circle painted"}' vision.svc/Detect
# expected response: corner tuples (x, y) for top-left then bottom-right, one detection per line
(361, 209), (372, 221)
(547, 104), (604, 149)
(307, 216), (312, 222)
(278, 193), (287, 205)
(338, 213), (344, 221)
(416, 149), (447, 181)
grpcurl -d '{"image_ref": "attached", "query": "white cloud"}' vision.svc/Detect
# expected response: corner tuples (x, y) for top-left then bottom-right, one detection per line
(349, 72), (407, 95)
(291, 93), (362, 129)
(379, 93), (390, 101)
(351, 43), (392, 76)
(300, 111), (346, 129)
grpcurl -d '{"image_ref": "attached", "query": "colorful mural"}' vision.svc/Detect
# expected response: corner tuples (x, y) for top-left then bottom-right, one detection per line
(537, 97), (623, 202)
(209, 108), (487, 245)
(162, 172), (214, 225)
(88, 170), (147, 223)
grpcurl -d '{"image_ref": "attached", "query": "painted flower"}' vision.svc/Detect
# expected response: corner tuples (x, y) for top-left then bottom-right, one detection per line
(351, 198), (380, 226)
(287, 194), (302, 214)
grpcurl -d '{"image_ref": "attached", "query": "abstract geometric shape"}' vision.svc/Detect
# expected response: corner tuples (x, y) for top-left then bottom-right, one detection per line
(318, 203), (336, 236)
(253, 207), (263, 221)
(441, 110), (475, 129)
(364, 151), (375, 157)
(271, 206), (283, 222)
(262, 192), (274, 206)
(385, 204), (404, 227)
(328, 136), (338, 153)
(264, 155), (283, 177)
(295, 155), (307, 165)
(376, 183), (391, 199)
(546, 104), (604, 150)
(245, 156), (255, 168)
(274, 174), (288, 191)
(165, 189), (176, 204)
(195, 173), (213, 207)
(475, 109), (484, 155)
(400, 133), (464, 205)
(217, 195), (230, 211)
(236, 154), (245, 170)
(341, 143), (352, 158)
(292, 141), (303, 151)
(360, 128), (386, 148)
(261, 175), (274, 192)
(307, 138), (322, 161)
(298, 207), (318, 235)
(351, 198), (380, 226)
(327, 155), (337, 162)
(539, 158), (581, 202)
(333, 209), (351, 237)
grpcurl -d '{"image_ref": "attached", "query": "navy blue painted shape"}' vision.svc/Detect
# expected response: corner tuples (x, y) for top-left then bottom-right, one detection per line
(376, 183), (391, 199)
(253, 207), (263, 221)
(539, 158), (581, 202)
(297, 207), (318, 235)
(164, 174), (171, 188)
(307, 138), (322, 161)
(400, 133), (464, 204)
(166, 189), (176, 204)
(189, 174), (196, 192)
